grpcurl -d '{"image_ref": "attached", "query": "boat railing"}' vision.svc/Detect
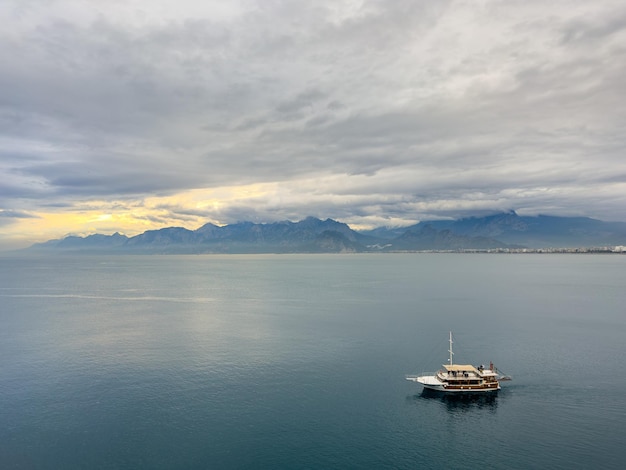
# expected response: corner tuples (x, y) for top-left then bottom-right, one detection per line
(439, 370), (486, 379)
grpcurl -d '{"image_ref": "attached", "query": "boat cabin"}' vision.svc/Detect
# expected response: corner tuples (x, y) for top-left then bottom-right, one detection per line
(437, 363), (499, 390)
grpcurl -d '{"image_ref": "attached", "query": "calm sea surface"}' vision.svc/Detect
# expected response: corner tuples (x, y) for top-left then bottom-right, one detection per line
(1, 254), (625, 469)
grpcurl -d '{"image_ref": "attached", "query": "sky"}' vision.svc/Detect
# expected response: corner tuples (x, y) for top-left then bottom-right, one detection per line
(1, 0), (626, 249)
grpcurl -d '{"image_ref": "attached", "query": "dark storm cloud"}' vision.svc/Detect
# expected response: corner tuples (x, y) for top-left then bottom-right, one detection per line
(0, 210), (38, 219)
(0, 209), (39, 229)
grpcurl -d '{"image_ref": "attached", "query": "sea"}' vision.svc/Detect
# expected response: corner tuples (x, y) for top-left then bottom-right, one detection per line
(1, 253), (624, 469)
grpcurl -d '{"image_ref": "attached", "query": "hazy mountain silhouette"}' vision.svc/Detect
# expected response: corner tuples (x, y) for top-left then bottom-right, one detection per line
(27, 213), (626, 253)
(366, 211), (626, 248)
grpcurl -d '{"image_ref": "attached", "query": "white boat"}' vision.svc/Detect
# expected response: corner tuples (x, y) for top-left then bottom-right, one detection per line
(406, 332), (505, 393)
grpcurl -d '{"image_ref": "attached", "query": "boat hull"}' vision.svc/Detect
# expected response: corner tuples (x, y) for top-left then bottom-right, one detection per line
(422, 383), (500, 393)
(407, 374), (500, 393)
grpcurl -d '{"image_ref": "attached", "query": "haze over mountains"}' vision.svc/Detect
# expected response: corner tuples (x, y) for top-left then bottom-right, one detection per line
(26, 212), (626, 254)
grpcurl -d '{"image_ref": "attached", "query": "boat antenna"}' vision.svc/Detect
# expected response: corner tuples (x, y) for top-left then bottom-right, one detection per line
(448, 331), (454, 365)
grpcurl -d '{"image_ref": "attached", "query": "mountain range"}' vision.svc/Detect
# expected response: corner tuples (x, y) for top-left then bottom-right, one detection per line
(27, 212), (626, 254)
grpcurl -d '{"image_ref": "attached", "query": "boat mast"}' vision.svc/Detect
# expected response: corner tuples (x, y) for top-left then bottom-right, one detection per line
(448, 331), (454, 365)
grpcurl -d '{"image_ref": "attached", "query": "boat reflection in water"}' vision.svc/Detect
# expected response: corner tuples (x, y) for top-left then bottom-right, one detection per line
(418, 387), (500, 411)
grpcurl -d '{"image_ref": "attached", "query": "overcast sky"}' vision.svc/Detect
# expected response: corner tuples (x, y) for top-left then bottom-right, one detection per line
(1, 0), (625, 248)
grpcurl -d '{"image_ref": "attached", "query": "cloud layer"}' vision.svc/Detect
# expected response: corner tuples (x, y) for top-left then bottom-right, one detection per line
(1, 0), (626, 247)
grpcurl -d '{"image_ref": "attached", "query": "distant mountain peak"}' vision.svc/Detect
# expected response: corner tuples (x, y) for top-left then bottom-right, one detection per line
(25, 213), (626, 253)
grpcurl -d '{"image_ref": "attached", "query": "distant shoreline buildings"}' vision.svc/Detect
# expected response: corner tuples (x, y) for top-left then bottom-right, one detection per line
(417, 246), (626, 254)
